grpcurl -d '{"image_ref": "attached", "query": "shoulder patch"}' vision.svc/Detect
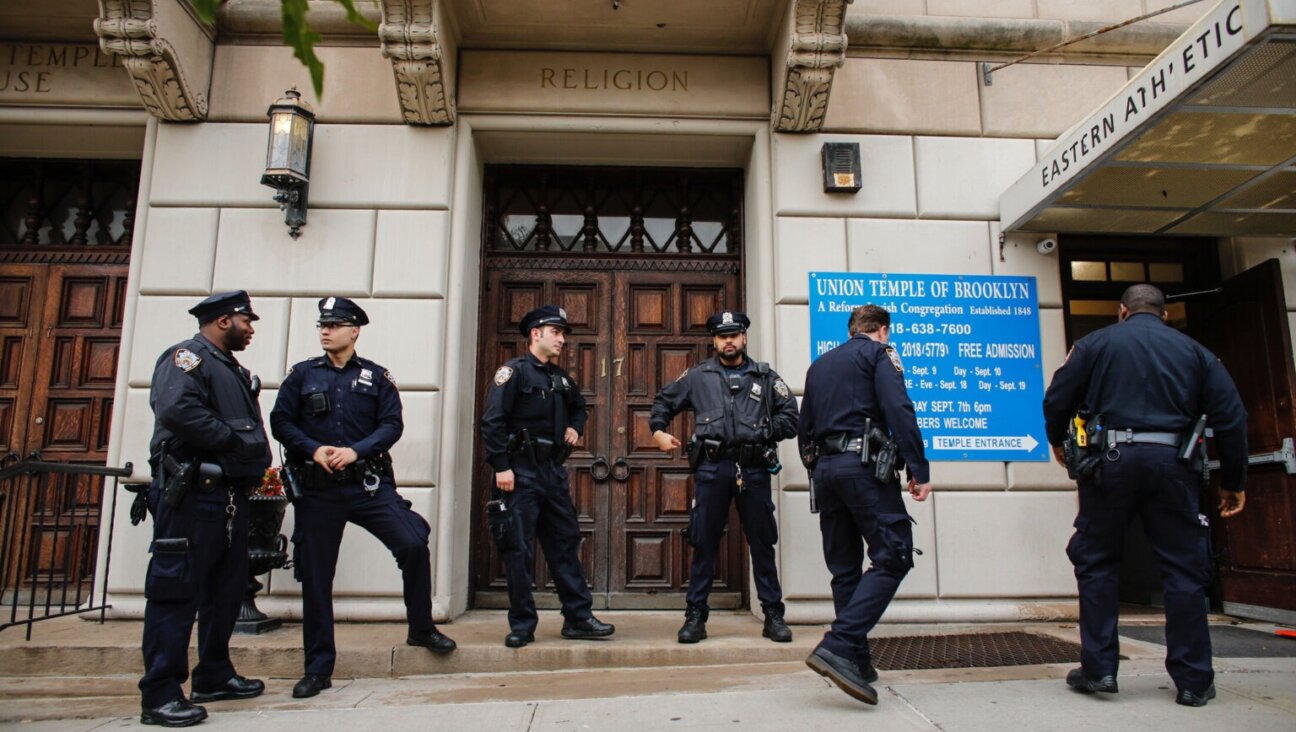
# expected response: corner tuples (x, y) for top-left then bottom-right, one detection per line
(494, 366), (514, 386)
(886, 345), (904, 373)
(173, 348), (202, 372)
(384, 370), (398, 387)
(773, 378), (790, 399)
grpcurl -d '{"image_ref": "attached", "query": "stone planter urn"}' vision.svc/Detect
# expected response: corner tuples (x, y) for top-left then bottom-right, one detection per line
(235, 468), (291, 634)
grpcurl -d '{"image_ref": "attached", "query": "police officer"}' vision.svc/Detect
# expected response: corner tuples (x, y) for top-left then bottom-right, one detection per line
(140, 290), (271, 727)
(797, 304), (932, 706)
(650, 310), (799, 645)
(1043, 284), (1247, 707)
(481, 305), (615, 648)
(270, 297), (456, 699)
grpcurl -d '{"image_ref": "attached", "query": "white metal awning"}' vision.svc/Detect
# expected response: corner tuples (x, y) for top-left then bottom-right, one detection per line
(1000, 0), (1296, 237)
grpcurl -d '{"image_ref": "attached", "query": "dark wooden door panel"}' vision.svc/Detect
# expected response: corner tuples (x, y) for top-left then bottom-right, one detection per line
(1189, 258), (1296, 613)
(0, 267), (45, 455)
(472, 165), (744, 609)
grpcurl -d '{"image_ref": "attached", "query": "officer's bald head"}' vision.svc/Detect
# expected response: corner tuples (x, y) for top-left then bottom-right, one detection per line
(1120, 284), (1165, 316)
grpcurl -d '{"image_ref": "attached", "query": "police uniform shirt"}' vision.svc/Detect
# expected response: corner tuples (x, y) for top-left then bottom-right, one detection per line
(797, 333), (930, 484)
(270, 355), (403, 462)
(649, 356), (799, 447)
(480, 354), (587, 472)
(1042, 311), (1248, 490)
(149, 333), (271, 480)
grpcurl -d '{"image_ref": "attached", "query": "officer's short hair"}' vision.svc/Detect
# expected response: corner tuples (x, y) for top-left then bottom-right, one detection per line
(848, 305), (890, 335)
(1121, 284), (1165, 315)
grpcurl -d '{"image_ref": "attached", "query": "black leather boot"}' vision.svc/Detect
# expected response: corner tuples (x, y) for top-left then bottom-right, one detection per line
(677, 605), (708, 644)
(761, 604), (792, 643)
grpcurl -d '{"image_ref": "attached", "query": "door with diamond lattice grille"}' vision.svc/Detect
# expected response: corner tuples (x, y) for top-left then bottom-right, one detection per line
(471, 166), (748, 609)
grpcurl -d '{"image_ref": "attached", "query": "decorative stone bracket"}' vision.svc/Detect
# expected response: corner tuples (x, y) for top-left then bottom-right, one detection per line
(774, 0), (852, 133)
(379, 0), (455, 126)
(94, 0), (214, 122)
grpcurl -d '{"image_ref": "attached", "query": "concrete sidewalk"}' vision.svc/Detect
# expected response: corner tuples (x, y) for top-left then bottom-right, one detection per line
(1, 612), (1293, 730)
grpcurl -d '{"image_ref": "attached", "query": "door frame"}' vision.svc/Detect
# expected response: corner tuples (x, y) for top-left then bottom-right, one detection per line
(437, 116), (775, 617)
(469, 164), (747, 609)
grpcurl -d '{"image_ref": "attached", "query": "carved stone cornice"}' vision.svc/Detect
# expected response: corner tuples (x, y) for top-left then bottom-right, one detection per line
(774, 0), (852, 133)
(94, 0), (212, 122)
(379, 0), (455, 126)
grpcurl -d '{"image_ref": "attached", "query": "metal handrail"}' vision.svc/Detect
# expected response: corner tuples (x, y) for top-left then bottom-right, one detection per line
(0, 451), (133, 639)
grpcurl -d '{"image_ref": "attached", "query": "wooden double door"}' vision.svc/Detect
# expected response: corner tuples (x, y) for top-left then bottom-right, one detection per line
(472, 261), (746, 609)
(0, 262), (128, 595)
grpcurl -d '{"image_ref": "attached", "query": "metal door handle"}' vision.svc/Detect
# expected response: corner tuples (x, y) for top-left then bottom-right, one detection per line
(611, 457), (630, 482)
(590, 455), (611, 482)
(1207, 437), (1295, 475)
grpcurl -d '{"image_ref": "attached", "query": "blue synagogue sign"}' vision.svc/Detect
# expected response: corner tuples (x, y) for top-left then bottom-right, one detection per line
(808, 272), (1048, 462)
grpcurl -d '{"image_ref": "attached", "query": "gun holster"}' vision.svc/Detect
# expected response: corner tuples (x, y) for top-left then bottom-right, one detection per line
(687, 438), (705, 472)
(281, 463), (303, 502)
(161, 456), (195, 508)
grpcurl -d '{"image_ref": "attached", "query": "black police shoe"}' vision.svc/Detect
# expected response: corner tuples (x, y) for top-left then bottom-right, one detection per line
(1175, 684), (1216, 707)
(140, 698), (208, 727)
(189, 675), (265, 703)
(292, 674), (332, 699)
(762, 607), (792, 643)
(858, 659), (880, 684)
(407, 627), (458, 654)
(678, 606), (707, 644)
(806, 645), (879, 705)
(561, 616), (616, 639)
(505, 630), (535, 648)
(1065, 667), (1119, 694)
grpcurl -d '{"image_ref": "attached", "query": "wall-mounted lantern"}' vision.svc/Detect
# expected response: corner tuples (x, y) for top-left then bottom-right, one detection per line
(821, 142), (862, 194)
(260, 88), (316, 239)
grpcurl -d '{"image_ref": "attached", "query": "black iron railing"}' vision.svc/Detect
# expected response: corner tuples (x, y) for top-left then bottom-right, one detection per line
(0, 452), (132, 639)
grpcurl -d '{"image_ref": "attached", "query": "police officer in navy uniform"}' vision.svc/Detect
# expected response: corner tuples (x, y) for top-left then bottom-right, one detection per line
(270, 297), (456, 699)
(140, 290), (270, 727)
(481, 305), (615, 648)
(797, 304), (932, 706)
(650, 310), (799, 645)
(1043, 284), (1247, 707)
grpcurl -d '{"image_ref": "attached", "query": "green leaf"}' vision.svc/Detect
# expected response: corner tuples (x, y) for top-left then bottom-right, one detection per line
(281, 0), (326, 98)
(190, 0), (222, 24)
(332, 0), (378, 31)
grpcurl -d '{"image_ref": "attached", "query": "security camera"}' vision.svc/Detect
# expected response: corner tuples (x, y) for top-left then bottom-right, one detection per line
(1036, 238), (1058, 255)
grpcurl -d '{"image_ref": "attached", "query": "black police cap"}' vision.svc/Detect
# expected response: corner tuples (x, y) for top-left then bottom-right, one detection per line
(519, 305), (571, 335)
(188, 290), (259, 324)
(317, 296), (369, 326)
(707, 310), (750, 335)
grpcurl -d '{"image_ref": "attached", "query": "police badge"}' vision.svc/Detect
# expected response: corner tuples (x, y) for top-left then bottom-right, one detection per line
(886, 346), (904, 373)
(494, 366), (514, 385)
(173, 348), (202, 372)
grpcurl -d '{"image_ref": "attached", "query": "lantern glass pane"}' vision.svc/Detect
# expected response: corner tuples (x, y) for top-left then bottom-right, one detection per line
(288, 114), (311, 176)
(266, 111), (294, 170)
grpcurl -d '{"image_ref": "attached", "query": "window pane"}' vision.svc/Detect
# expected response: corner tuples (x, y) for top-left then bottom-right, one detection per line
(1071, 261), (1107, 281)
(1149, 262), (1185, 282)
(1069, 299), (1120, 316)
(1110, 262), (1145, 281)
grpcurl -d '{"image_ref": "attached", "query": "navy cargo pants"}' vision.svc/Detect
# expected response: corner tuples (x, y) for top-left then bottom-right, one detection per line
(1068, 444), (1214, 693)
(812, 453), (916, 669)
(292, 477), (434, 677)
(139, 481), (250, 708)
(686, 459), (784, 614)
(501, 459), (594, 634)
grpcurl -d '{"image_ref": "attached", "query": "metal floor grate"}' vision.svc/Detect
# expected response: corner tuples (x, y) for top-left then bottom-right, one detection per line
(871, 632), (1080, 670)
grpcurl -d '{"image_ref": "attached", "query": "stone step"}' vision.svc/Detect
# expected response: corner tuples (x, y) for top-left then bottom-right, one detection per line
(0, 610), (813, 679)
